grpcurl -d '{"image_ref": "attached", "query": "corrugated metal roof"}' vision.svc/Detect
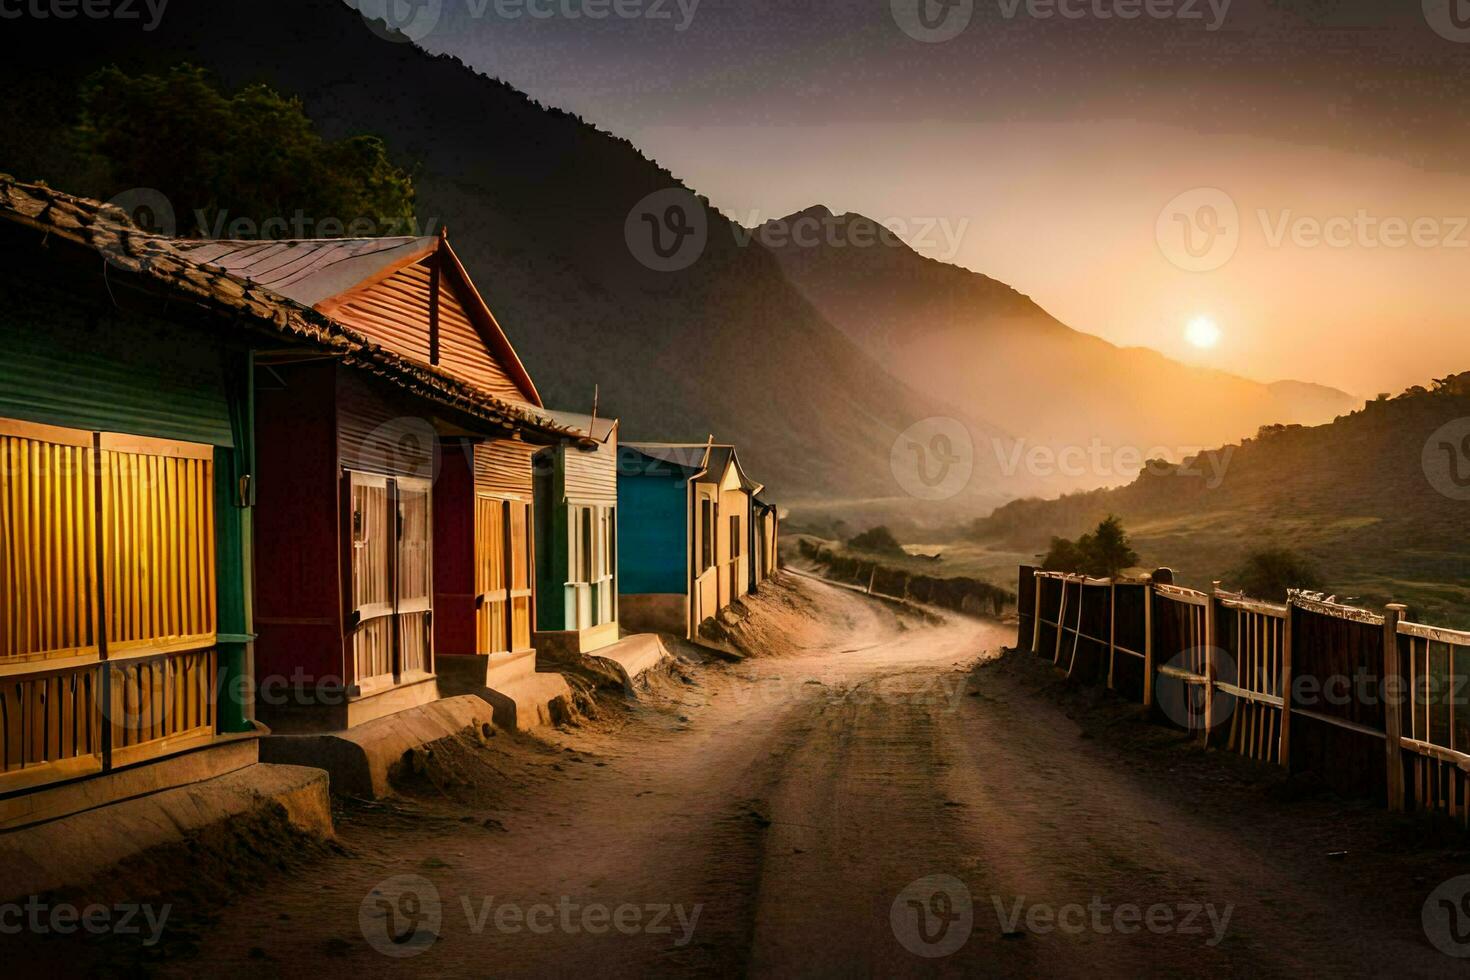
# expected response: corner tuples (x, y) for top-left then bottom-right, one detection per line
(171, 237), (433, 308)
(0, 176), (589, 446)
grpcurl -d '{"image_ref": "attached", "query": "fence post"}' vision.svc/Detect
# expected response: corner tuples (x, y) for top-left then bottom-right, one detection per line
(1203, 581), (1221, 746)
(1384, 603), (1407, 812)
(1031, 573), (1043, 654)
(1279, 598), (1294, 770)
(1053, 576), (1070, 665)
(866, 565), (876, 596)
(1107, 579), (1118, 690)
(1142, 574), (1155, 708)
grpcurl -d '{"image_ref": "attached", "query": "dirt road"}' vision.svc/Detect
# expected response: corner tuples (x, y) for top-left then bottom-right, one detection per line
(136, 572), (1467, 976)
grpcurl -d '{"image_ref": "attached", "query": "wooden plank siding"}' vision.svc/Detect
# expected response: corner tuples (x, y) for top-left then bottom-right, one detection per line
(0, 418), (220, 792)
(0, 423), (98, 665)
(337, 369), (436, 478)
(100, 439), (217, 657)
(324, 257), (533, 406)
(475, 440), (535, 497)
(564, 445), (617, 504)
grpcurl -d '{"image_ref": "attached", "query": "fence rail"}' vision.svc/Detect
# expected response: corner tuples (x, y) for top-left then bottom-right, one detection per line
(1021, 564), (1470, 826)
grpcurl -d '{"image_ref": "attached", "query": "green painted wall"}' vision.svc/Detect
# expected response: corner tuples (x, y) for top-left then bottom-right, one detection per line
(0, 273), (235, 445)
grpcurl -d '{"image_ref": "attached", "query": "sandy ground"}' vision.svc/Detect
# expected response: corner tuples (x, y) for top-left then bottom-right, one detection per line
(16, 571), (1470, 977)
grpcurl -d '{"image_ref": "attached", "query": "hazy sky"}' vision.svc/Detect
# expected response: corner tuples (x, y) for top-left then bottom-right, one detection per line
(409, 0), (1470, 396)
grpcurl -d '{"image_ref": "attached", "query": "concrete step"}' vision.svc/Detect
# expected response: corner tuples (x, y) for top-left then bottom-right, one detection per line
(589, 633), (676, 691)
(0, 762), (331, 903)
(259, 695), (497, 799)
(437, 654), (573, 733)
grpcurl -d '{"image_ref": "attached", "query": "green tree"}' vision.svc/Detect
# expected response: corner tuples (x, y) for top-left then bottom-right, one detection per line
(1041, 515), (1139, 577)
(1228, 548), (1323, 602)
(847, 525), (906, 557)
(1087, 515), (1139, 577)
(76, 64), (415, 239)
(1042, 536), (1086, 573)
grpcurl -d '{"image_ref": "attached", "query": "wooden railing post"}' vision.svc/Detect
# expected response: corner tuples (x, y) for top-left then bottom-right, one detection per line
(1107, 579), (1118, 690)
(1031, 573), (1044, 654)
(1142, 574), (1155, 708)
(1279, 598), (1294, 770)
(1384, 603), (1407, 812)
(1203, 581), (1221, 746)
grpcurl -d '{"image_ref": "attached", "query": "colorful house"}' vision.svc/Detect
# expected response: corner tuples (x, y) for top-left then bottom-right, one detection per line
(532, 410), (621, 658)
(616, 442), (762, 638)
(0, 179), (281, 822)
(751, 496), (780, 591)
(174, 231), (586, 731)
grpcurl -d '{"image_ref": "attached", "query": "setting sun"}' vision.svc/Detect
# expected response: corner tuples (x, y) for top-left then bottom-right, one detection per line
(1185, 315), (1222, 350)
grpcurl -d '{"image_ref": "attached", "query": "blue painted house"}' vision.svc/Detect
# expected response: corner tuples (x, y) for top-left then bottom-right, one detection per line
(616, 444), (706, 636)
(617, 442), (763, 637)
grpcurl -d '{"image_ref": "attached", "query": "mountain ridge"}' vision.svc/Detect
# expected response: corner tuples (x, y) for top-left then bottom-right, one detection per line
(0, 0), (1016, 520)
(759, 205), (1361, 493)
(969, 377), (1470, 625)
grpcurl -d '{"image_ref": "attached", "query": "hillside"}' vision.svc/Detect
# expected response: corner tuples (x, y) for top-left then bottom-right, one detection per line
(762, 206), (1359, 486)
(968, 377), (1470, 625)
(0, 0), (1012, 521)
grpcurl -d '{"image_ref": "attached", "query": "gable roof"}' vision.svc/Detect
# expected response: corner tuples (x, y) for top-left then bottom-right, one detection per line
(542, 408), (618, 443)
(0, 176), (584, 444)
(622, 442), (765, 494)
(172, 231), (543, 406)
(706, 444), (765, 495)
(621, 442), (710, 477)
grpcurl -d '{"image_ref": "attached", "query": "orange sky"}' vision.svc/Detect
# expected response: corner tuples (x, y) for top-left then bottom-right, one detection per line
(626, 118), (1467, 398)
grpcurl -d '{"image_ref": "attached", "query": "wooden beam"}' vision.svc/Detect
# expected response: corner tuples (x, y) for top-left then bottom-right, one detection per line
(1030, 572), (1043, 654)
(1202, 581), (1221, 746)
(1107, 579), (1117, 690)
(1280, 601), (1294, 770)
(1142, 574), (1154, 708)
(428, 241), (442, 366)
(1384, 603), (1408, 812)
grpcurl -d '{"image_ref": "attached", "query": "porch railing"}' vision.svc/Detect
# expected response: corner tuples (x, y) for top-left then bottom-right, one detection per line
(1, 420), (219, 794)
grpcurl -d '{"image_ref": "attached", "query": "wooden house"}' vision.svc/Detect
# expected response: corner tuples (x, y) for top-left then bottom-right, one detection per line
(532, 410), (621, 658)
(751, 496), (780, 590)
(174, 231), (585, 731)
(615, 442), (761, 638)
(0, 179), (261, 823)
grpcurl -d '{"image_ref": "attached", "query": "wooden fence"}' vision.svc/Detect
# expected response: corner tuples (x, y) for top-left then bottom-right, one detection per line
(1022, 564), (1470, 825)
